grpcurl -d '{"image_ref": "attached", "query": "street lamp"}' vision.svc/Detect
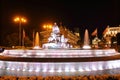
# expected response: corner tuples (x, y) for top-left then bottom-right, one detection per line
(43, 24), (52, 30)
(14, 16), (26, 47)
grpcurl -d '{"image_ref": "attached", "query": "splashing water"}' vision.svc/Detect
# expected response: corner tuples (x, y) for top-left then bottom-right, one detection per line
(82, 29), (91, 49)
(33, 32), (41, 49)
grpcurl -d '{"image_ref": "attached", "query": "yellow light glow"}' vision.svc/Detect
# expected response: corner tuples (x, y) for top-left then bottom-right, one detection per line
(43, 24), (52, 30)
(43, 25), (46, 29)
(49, 25), (52, 29)
(14, 17), (27, 23)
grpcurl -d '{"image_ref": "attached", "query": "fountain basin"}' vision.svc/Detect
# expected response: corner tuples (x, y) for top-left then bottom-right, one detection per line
(1, 49), (117, 58)
(0, 48), (120, 76)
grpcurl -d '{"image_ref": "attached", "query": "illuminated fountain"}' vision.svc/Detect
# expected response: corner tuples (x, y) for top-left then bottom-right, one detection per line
(0, 23), (120, 76)
(33, 32), (41, 49)
(82, 29), (91, 49)
(42, 22), (70, 49)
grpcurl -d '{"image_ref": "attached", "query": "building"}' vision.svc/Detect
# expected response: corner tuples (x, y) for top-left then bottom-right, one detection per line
(103, 25), (120, 37)
(92, 36), (101, 48)
(103, 25), (120, 48)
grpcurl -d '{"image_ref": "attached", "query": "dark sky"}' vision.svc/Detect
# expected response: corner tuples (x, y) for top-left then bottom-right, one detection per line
(0, 0), (119, 42)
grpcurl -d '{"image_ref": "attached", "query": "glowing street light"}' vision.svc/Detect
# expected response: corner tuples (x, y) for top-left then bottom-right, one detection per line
(14, 16), (27, 47)
(43, 24), (52, 30)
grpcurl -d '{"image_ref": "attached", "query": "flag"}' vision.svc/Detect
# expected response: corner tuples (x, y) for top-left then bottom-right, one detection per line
(23, 29), (26, 38)
(22, 29), (26, 47)
(91, 28), (97, 36)
(33, 30), (35, 46)
(103, 27), (109, 35)
(103, 25), (110, 35)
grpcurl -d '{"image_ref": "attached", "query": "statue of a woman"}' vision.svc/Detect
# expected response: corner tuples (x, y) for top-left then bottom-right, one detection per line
(52, 22), (60, 34)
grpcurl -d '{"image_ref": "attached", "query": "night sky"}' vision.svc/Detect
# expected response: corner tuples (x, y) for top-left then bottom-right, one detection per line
(0, 0), (119, 45)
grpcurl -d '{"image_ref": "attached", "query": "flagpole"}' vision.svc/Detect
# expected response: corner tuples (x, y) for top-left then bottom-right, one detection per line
(33, 30), (35, 47)
(22, 29), (25, 48)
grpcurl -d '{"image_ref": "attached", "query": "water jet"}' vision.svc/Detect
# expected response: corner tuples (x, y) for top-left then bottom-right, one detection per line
(82, 29), (91, 49)
(33, 32), (41, 49)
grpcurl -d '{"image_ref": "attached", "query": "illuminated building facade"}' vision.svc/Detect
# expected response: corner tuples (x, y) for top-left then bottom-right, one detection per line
(92, 36), (101, 48)
(103, 25), (120, 37)
(103, 25), (120, 47)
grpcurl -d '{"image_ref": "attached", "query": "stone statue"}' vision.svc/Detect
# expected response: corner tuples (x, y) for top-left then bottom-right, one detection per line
(52, 22), (60, 34)
(42, 22), (70, 49)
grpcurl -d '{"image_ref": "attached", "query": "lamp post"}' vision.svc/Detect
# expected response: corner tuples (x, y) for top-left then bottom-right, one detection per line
(14, 17), (26, 47)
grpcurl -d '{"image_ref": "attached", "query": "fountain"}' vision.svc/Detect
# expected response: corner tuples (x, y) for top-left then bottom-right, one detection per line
(82, 29), (91, 49)
(0, 22), (120, 76)
(42, 22), (70, 49)
(33, 32), (41, 49)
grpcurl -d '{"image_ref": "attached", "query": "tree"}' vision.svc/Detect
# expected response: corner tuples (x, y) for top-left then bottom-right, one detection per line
(5, 33), (19, 47)
(24, 36), (33, 47)
(5, 33), (32, 47)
